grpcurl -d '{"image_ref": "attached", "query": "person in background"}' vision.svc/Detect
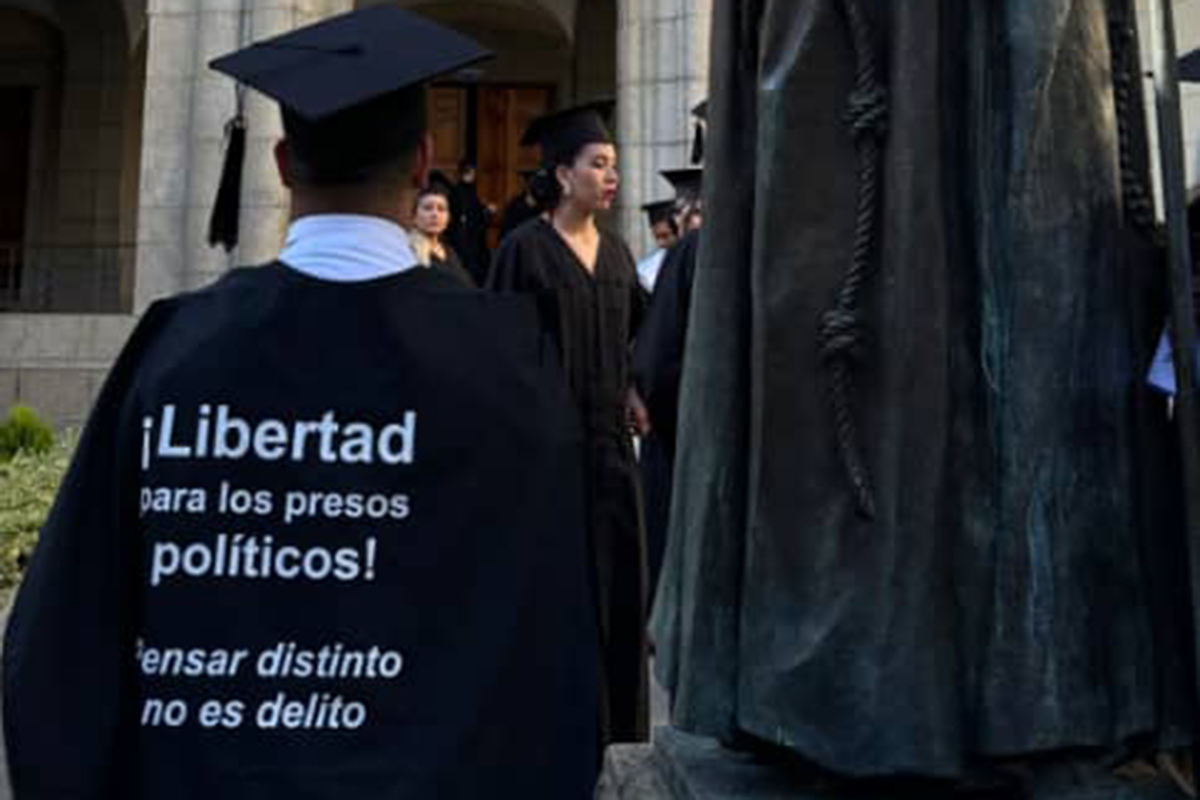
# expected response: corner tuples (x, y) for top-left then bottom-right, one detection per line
(499, 168), (544, 240)
(449, 159), (494, 285)
(489, 101), (650, 755)
(410, 184), (475, 286)
(635, 199), (678, 294)
(427, 169), (455, 195)
(634, 165), (705, 604)
(660, 167), (703, 234)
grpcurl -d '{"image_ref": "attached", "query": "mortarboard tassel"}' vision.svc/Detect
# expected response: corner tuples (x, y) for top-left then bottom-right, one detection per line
(690, 121), (705, 165)
(208, 114), (246, 251)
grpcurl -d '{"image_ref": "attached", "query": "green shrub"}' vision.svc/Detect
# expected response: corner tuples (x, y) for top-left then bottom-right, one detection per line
(0, 431), (76, 597)
(0, 405), (55, 461)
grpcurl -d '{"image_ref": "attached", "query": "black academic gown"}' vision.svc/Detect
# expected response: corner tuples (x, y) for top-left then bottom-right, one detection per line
(633, 229), (699, 458)
(449, 183), (491, 286)
(4, 264), (598, 799)
(430, 246), (475, 287)
(488, 218), (649, 748)
(499, 195), (540, 241)
(632, 230), (699, 602)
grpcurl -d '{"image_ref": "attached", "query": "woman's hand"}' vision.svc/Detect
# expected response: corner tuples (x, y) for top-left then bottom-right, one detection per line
(626, 388), (651, 437)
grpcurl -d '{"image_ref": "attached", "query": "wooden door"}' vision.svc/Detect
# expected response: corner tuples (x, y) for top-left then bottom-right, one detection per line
(427, 86), (467, 183)
(425, 85), (553, 247)
(0, 86), (33, 295)
(476, 86), (553, 216)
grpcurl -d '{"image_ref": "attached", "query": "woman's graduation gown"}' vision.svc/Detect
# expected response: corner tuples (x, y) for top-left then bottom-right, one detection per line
(489, 218), (650, 747)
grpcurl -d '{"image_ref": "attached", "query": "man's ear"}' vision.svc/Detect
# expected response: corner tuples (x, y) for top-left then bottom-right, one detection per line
(275, 139), (293, 189)
(412, 133), (433, 189)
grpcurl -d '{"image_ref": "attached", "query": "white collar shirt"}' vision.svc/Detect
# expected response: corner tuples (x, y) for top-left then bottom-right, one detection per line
(278, 214), (420, 282)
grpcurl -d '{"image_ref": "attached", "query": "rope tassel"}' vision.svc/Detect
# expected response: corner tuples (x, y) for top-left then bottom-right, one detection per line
(818, 0), (888, 519)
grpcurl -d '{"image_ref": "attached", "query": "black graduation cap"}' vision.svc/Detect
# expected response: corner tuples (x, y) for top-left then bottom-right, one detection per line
(690, 99), (708, 165)
(1181, 48), (1200, 82)
(661, 167), (704, 203)
(521, 100), (615, 167)
(428, 169), (455, 192)
(205, 6), (492, 250)
(642, 199), (675, 227)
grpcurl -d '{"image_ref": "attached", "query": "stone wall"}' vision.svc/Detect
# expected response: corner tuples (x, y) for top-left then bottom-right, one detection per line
(615, 0), (711, 257)
(0, 2), (142, 426)
(0, 314), (136, 428)
(573, 0), (617, 104)
(53, 5), (129, 258)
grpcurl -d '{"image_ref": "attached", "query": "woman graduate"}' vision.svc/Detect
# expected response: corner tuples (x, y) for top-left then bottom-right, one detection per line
(410, 184), (475, 286)
(488, 102), (649, 749)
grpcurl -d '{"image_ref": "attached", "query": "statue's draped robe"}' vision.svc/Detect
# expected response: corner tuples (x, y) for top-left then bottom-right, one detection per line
(653, 0), (1195, 778)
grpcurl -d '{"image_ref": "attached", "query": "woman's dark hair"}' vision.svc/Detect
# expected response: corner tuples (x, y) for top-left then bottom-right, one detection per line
(529, 141), (600, 211)
(416, 183), (451, 204)
(527, 166), (559, 211)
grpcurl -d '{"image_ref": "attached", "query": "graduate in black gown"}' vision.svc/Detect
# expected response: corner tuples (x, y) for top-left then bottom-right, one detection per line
(488, 102), (649, 749)
(498, 168), (543, 241)
(636, 166), (703, 452)
(635, 167), (702, 604)
(448, 160), (493, 285)
(4, 9), (598, 799)
(634, 199), (677, 293)
(410, 184), (475, 286)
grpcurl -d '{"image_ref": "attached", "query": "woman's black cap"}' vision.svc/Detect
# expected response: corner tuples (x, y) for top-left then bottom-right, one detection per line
(520, 100), (616, 167)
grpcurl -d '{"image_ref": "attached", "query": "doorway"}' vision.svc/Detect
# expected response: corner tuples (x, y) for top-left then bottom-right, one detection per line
(0, 86), (34, 304)
(428, 84), (553, 245)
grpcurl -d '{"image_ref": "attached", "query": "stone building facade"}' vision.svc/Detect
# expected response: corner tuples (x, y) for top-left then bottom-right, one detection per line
(0, 0), (712, 427)
(3, 0), (1200, 428)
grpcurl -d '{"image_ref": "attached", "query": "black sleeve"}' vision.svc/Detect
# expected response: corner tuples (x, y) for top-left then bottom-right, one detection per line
(487, 233), (541, 293)
(3, 302), (172, 798)
(615, 236), (647, 339)
(442, 248), (477, 288)
(632, 236), (698, 449)
(486, 233), (563, 366)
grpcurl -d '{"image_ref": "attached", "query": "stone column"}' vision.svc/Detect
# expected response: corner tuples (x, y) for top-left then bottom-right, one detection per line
(615, 0), (711, 255)
(236, 0), (354, 267)
(135, 0), (244, 310)
(134, 0), (202, 310)
(135, 0), (351, 311)
(187, 0), (248, 290)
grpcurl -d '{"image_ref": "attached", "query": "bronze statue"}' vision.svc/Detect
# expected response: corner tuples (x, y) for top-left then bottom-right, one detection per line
(653, 0), (1194, 785)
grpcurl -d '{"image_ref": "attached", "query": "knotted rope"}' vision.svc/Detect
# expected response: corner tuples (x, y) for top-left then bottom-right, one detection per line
(818, 0), (888, 519)
(1108, 15), (1162, 241)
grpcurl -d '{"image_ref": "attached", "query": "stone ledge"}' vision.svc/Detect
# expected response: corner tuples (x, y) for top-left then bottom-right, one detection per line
(597, 727), (1192, 800)
(0, 314), (136, 367)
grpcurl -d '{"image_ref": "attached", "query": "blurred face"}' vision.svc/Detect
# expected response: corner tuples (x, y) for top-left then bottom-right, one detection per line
(558, 143), (619, 212)
(651, 221), (677, 250)
(415, 193), (450, 237)
(676, 198), (703, 233)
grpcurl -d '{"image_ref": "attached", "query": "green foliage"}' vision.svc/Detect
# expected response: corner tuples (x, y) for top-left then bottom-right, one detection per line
(0, 405), (55, 461)
(0, 432), (76, 596)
